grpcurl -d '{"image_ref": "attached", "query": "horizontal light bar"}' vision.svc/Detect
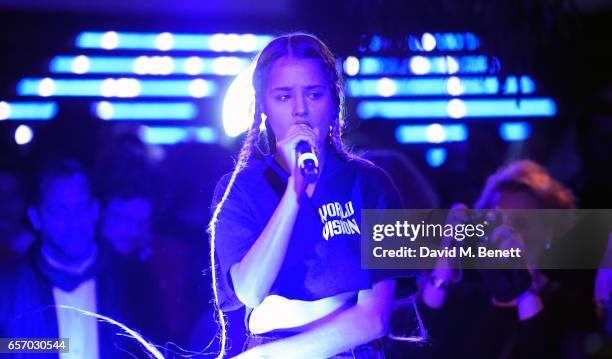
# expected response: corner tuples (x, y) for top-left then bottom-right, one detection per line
(366, 32), (480, 53)
(344, 55), (490, 76)
(49, 55), (250, 76)
(407, 32), (480, 52)
(92, 101), (197, 120)
(395, 124), (468, 144)
(17, 78), (217, 98)
(0, 101), (58, 120)
(357, 98), (557, 119)
(499, 122), (531, 141)
(76, 31), (272, 52)
(347, 76), (535, 97)
(138, 126), (218, 145)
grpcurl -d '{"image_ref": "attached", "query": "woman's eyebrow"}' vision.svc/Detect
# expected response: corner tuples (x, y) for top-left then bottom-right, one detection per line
(269, 84), (326, 92)
(270, 86), (292, 92)
(304, 84), (326, 90)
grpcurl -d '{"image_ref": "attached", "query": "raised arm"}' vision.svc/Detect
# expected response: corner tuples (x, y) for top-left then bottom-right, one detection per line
(230, 124), (319, 308)
(230, 177), (301, 308)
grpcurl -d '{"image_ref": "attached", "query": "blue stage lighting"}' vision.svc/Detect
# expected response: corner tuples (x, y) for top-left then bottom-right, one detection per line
(356, 98), (556, 119)
(410, 56), (431, 75)
(222, 64), (256, 138)
(421, 33), (436, 52)
(92, 101), (197, 120)
(499, 122), (531, 141)
(503, 76), (536, 94)
(76, 31), (272, 52)
(138, 126), (218, 145)
(49, 55), (250, 76)
(520, 76), (536, 94)
(369, 35), (383, 52)
(407, 32), (480, 52)
(359, 57), (383, 75)
(343, 56), (360, 76)
(425, 148), (447, 168)
(464, 33), (480, 51)
(395, 124), (468, 144)
(346, 76), (536, 97)
(407, 36), (422, 52)
(347, 55), (490, 76)
(0, 101), (57, 120)
(17, 78), (217, 98)
(14, 125), (34, 145)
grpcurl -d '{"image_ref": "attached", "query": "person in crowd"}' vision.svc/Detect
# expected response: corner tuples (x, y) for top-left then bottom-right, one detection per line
(0, 167), (36, 265)
(0, 157), (162, 358)
(95, 135), (157, 262)
(419, 160), (601, 358)
(209, 33), (404, 358)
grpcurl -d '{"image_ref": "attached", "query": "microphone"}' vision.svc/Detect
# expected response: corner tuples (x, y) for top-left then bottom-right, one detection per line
(296, 140), (319, 183)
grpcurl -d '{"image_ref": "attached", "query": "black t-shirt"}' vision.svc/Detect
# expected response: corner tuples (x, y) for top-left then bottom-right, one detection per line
(210, 147), (404, 311)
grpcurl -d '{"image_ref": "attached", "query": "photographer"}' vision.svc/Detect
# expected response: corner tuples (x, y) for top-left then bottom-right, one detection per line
(419, 160), (599, 358)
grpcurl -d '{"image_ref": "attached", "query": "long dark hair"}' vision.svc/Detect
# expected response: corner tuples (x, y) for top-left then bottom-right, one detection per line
(208, 33), (360, 358)
(235, 32), (358, 171)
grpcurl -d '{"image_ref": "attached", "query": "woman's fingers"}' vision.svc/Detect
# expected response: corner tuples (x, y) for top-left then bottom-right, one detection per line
(276, 124), (318, 173)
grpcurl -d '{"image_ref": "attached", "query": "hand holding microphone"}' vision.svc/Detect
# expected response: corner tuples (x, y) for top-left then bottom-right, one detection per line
(276, 123), (321, 191)
(295, 140), (319, 183)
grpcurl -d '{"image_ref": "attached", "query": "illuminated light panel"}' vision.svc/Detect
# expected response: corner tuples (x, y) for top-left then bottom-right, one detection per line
(410, 56), (431, 75)
(188, 79), (211, 98)
(357, 98), (557, 119)
(499, 122), (531, 141)
(426, 148), (447, 167)
(426, 124), (446, 143)
(351, 55), (490, 76)
(0, 101), (58, 120)
(92, 101), (197, 120)
(407, 32), (480, 52)
(0, 101), (9, 120)
(184, 56), (204, 75)
(49, 55), (250, 76)
(421, 33), (436, 52)
(138, 126), (218, 145)
(395, 124), (468, 144)
(76, 31), (272, 52)
(446, 56), (459, 74)
(155, 32), (174, 51)
(376, 78), (397, 97)
(17, 78), (217, 98)
(446, 76), (464, 95)
(447, 99), (467, 119)
(211, 57), (246, 75)
(14, 125), (34, 145)
(369, 35), (383, 52)
(222, 63), (256, 137)
(96, 101), (113, 120)
(346, 76), (535, 97)
(38, 78), (56, 97)
(71, 55), (91, 74)
(100, 31), (119, 49)
(503, 76), (536, 94)
(344, 56), (360, 76)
